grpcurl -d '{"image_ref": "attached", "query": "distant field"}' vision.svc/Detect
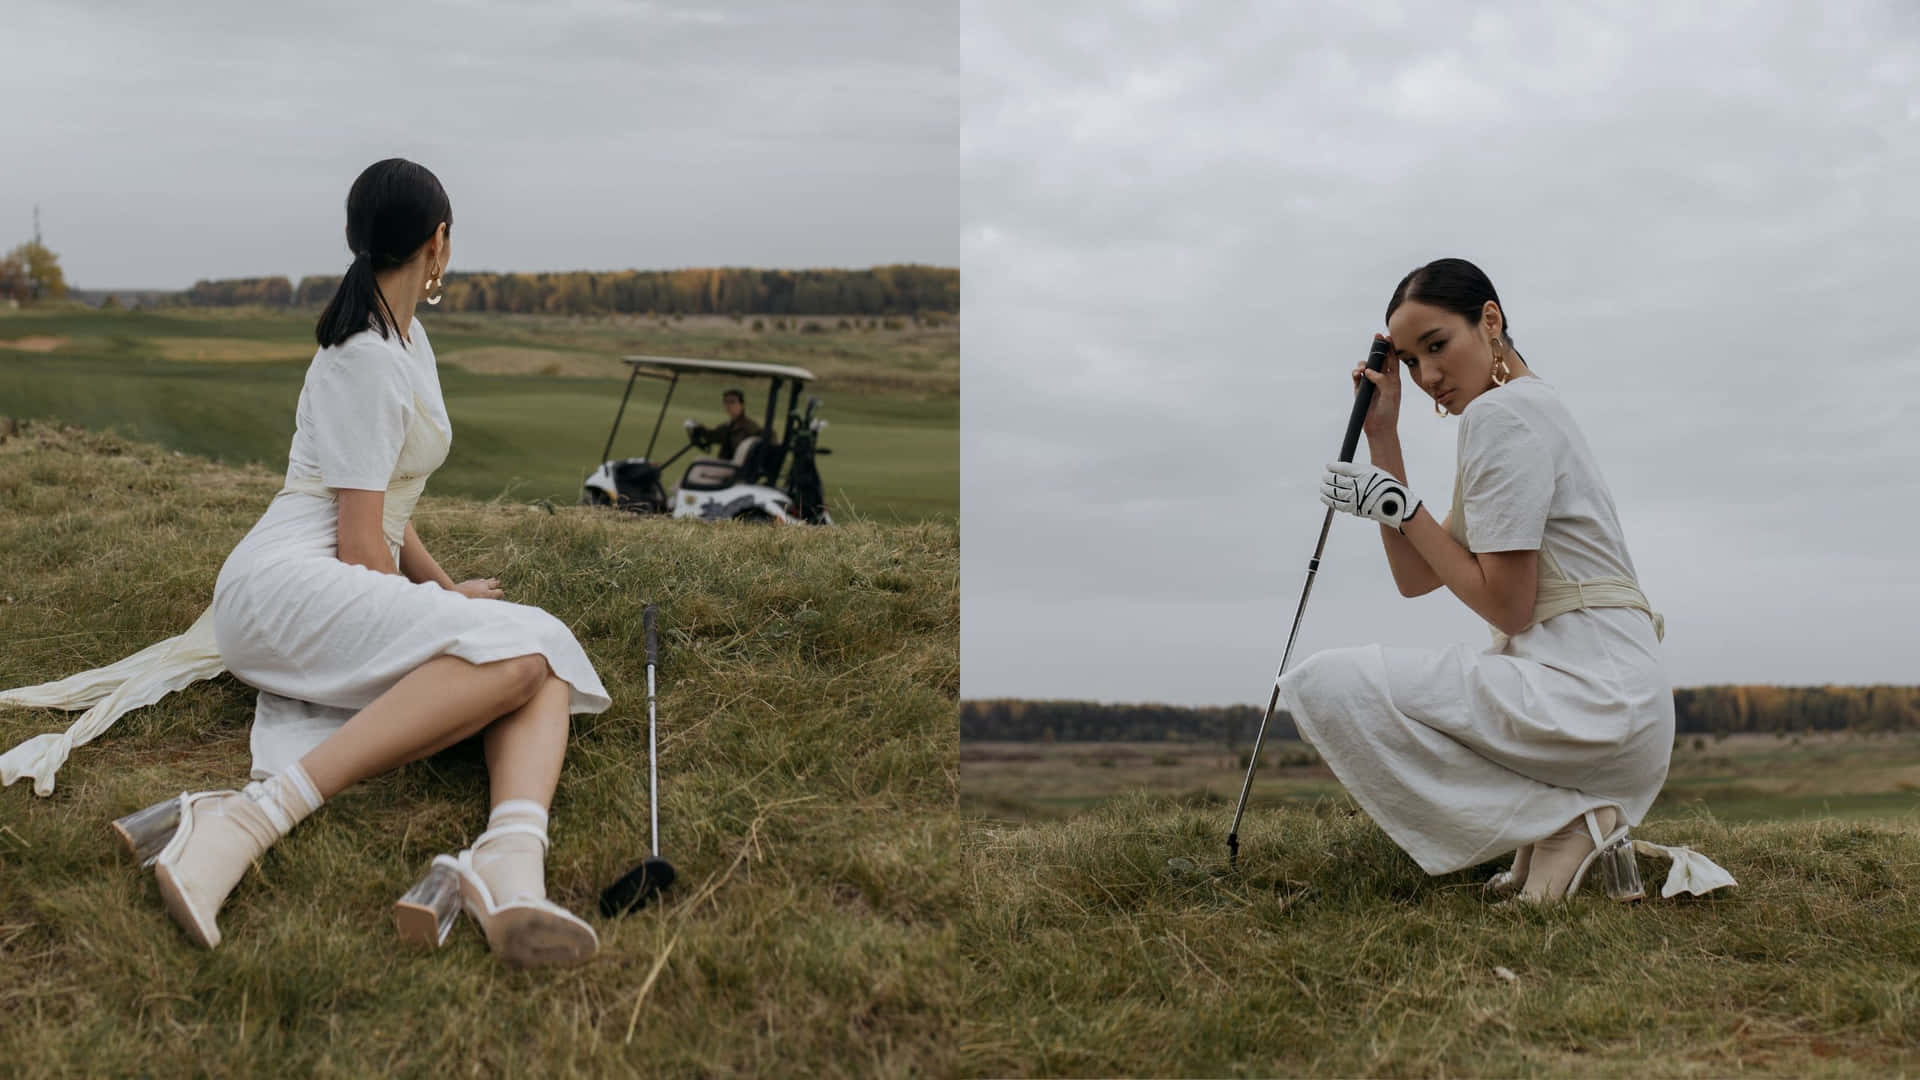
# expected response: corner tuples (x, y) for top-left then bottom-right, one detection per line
(963, 730), (1920, 825)
(0, 306), (957, 522)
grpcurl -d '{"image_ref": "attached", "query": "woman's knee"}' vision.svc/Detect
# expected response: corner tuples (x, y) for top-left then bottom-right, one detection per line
(494, 654), (550, 705)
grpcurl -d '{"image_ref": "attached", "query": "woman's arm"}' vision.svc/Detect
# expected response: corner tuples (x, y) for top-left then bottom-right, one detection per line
(399, 521), (457, 590)
(1397, 506), (1538, 636)
(336, 489), (400, 575)
(1364, 435), (1447, 598)
(1337, 334), (1540, 634)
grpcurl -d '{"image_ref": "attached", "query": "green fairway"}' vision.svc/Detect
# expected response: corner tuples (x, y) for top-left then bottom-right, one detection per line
(0, 306), (957, 522)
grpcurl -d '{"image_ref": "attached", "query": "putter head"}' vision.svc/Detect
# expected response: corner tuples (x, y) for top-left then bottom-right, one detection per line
(599, 855), (677, 917)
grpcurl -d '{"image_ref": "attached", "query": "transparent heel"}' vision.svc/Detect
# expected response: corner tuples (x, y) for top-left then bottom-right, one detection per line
(111, 797), (182, 868)
(393, 859), (464, 947)
(1597, 836), (1646, 901)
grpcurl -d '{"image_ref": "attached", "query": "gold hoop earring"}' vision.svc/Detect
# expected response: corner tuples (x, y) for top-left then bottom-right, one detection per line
(1435, 399), (1449, 417)
(1490, 340), (1510, 386)
(425, 270), (444, 306)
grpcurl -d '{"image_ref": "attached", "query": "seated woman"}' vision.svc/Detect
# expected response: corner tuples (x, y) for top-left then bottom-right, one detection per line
(2, 158), (611, 965)
(1285, 258), (1673, 903)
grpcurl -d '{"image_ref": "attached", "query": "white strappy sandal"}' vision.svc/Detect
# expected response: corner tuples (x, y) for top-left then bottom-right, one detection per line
(1503, 807), (1646, 905)
(393, 819), (599, 969)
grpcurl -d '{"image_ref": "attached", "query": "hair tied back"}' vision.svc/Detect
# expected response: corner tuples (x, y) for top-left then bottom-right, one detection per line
(315, 158), (453, 348)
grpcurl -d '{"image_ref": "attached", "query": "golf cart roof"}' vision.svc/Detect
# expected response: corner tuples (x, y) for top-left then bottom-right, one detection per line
(621, 355), (816, 382)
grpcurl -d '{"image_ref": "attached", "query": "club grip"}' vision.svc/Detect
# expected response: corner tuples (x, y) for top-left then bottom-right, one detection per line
(1337, 338), (1393, 463)
(643, 604), (658, 667)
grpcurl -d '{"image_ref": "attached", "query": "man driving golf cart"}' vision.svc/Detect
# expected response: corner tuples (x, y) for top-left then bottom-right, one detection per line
(685, 389), (763, 461)
(582, 355), (833, 524)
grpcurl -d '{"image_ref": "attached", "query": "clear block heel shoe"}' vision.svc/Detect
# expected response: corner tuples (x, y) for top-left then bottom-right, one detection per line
(113, 796), (184, 868)
(116, 791), (282, 947)
(1583, 823), (1646, 901)
(393, 859), (465, 947)
(1509, 806), (1647, 905)
(392, 823), (599, 969)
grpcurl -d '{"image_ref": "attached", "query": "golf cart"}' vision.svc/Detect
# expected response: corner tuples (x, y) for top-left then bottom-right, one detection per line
(582, 355), (833, 524)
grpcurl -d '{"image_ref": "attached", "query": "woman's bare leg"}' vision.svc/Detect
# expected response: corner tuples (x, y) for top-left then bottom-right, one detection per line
(483, 674), (571, 810)
(298, 653), (548, 799)
(463, 674), (573, 908)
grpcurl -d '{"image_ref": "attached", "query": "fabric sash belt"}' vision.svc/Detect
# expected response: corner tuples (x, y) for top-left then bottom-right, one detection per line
(1491, 575), (1667, 652)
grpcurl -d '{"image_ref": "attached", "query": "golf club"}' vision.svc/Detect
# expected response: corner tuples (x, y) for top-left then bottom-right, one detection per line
(599, 603), (678, 915)
(1225, 336), (1391, 868)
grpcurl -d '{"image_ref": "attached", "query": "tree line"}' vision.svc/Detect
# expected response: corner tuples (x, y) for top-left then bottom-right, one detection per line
(962, 685), (1920, 743)
(180, 265), (958, 315)
(962, 700), (1282, 745)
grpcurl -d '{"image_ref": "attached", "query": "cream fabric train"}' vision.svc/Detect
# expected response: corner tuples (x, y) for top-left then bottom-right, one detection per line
(1, 608), (225, 796)
(0, 474), (426, 797)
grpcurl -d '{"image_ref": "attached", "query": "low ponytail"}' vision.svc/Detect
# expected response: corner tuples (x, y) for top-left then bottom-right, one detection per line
(313, 159), (453, 349)
(316, 249), (395, 348)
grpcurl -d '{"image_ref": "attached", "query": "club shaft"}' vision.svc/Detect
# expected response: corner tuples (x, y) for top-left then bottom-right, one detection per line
(1227, 505), (1335, 843)
(1227, 338), (1390, 866)
(647, 662), (659, 856)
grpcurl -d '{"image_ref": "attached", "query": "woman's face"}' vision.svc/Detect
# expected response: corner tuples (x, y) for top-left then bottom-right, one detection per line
(1385, 298), (1500, 414)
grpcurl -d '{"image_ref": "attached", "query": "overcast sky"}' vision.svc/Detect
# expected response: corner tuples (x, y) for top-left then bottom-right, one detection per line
(0, 0), (956, 288)
(962, 1), (1920, 705)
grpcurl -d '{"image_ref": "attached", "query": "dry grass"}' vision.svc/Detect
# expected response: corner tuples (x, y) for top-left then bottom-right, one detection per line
(963, 733), (1920, 826)
(0, 422), (961, 1078)
(956, 797), (1920, 1077)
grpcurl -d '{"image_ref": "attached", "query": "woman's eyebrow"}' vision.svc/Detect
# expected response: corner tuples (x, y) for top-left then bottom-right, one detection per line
(1415, 327), (1445, 344)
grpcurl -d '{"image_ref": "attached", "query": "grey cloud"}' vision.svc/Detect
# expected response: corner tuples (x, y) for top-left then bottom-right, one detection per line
(0, 0), (956, 286)
(962, 0), (1920, 705)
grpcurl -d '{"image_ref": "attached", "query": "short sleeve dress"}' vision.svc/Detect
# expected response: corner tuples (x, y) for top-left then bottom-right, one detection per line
(212, 319), (611, 776)
(1274, 375), (1673, 875)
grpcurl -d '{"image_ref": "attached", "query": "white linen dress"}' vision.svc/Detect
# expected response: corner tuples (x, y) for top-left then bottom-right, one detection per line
(215, 319), (611, 777)
(0, 318), (610, 792)
(1276, 375), (1673, 876)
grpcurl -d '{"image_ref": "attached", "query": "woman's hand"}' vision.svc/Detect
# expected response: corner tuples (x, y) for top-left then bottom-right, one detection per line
(450, 578), (504, 600)
(1353, 332), (1402, 443)
(1321, 461), (1422, 532)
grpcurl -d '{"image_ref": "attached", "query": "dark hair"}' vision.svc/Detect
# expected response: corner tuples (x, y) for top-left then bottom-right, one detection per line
(1385, 257), (1514, 348)
(315, 159), (452, 348)
(723, 388), (746, 404)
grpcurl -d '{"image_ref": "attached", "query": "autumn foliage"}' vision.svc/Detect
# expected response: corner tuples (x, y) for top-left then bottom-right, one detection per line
(179, 265), (958, 316)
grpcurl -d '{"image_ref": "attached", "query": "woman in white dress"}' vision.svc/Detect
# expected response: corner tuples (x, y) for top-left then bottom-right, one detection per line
(1290, 258), (1671, 903)
(3, 159), (611, 966)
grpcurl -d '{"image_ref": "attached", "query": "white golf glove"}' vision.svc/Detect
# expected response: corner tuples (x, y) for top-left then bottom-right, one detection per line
(1320, 461), (1421, 532)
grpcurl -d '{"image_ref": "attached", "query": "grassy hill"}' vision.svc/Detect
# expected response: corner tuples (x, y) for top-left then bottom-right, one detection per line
(0, 306), (957, 522)
(0, 423), (960, 1077)
(6, 424), (1916, 1077)
(956, 798), (1920, 1077)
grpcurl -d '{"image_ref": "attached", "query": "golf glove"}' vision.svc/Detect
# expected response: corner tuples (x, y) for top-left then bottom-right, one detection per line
(1320, 461), (1421, 532)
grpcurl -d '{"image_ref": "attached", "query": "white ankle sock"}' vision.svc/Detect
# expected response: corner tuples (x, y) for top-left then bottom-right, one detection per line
(242, 761), (324, 837)
(472, 799), (550, 905)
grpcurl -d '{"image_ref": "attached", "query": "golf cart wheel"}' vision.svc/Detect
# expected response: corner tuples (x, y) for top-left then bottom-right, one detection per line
(583, 488), (613, 507)
(732, 507), (774, 523)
